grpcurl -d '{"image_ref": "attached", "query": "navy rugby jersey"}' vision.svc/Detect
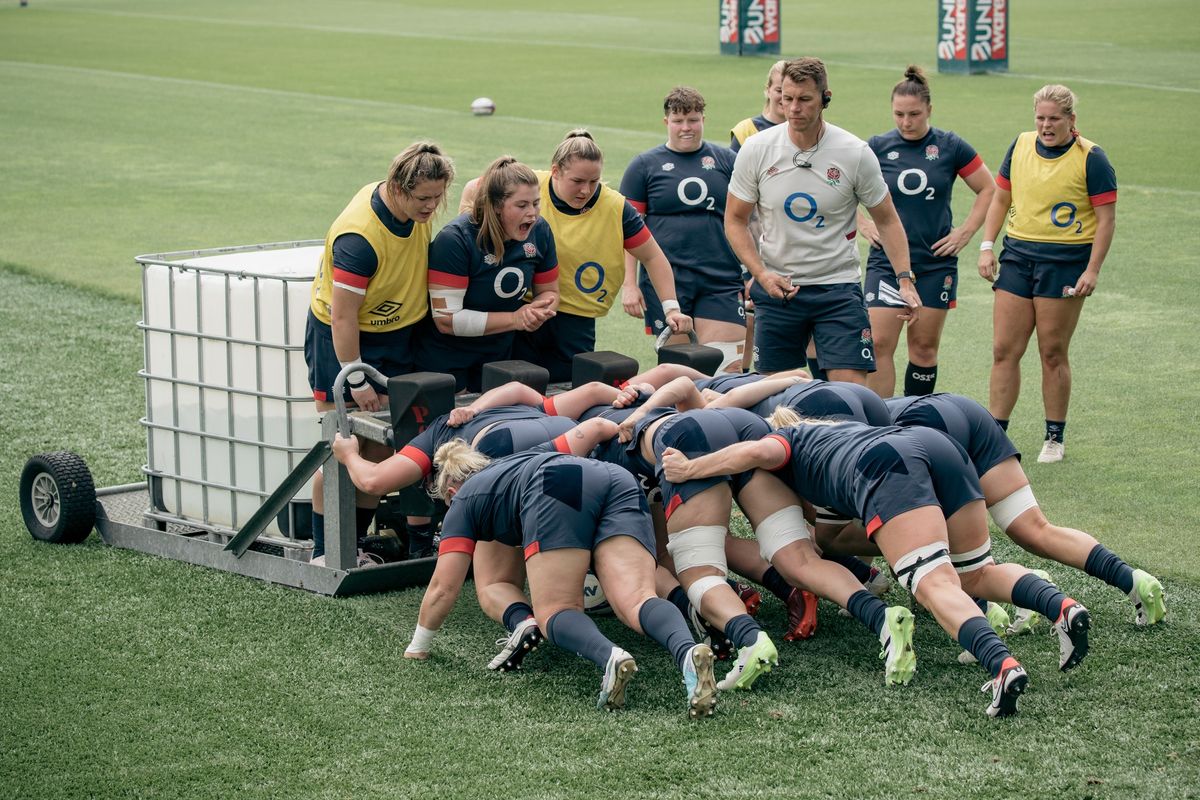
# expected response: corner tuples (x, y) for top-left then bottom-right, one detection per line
(885, 393), (1014, 465)
(399, 405), (558, 476)
(619, 142), (740, 281)
(867, 127), (983, 272)
(428, 213), (557, 311)
(750, 380), (887, 425)
(694, 372), (763, 393)
(765, 421), (899, 518)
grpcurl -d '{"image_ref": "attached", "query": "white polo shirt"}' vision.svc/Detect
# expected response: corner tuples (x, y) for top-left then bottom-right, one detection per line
(729, 121), (888, 285)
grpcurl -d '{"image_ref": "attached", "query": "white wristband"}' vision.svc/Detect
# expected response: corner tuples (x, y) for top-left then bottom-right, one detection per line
(338, 361), (367, 388)
(451, 308), (489, 337)
(406, 624), (436, 655)
(661, 299), (681, 315)
(979, 240), (995, 252)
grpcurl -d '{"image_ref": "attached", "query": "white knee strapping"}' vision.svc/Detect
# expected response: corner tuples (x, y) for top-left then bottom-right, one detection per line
(754, 505), (811, 563)
(987, 485), (1038, 532)
(893, 542), (951, 595)
(704, 340), (745, 373)
(686, 574), (729, 614)
(951, 540), (995, 574)
(667, 525), (728, 573)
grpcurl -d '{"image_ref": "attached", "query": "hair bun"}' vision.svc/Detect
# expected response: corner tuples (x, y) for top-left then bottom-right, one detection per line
(904, 64), (927, 84)
(565, 128), (594, 141)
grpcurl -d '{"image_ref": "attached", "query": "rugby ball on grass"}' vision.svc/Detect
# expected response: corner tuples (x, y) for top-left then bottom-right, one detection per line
(471, 97), (496, 116)
(583, 570), (613, 616)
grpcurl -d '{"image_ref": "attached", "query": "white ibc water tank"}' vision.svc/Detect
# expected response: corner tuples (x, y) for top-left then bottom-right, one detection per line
(138, 241), (323, 539)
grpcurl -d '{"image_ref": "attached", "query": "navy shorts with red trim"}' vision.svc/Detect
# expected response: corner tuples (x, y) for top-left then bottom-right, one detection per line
(865, 263), (958, 311)
(473, 417), (578, 459)
(651, 411), (761, 520)
(512, 311), (597, 384)
(994, 250), (1088, 300)
(750, 281), (875, 373)
(304, 310), (417, 402)
(520, 459), (655, 559)
(641, 268), (746, 335)
(858, 426), (984, 536)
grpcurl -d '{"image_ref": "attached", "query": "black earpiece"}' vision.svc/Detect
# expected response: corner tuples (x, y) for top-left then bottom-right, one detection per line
(821, 91), (831, 108)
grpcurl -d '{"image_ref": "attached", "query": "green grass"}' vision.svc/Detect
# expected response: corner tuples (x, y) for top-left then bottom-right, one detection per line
(2, 1), (1199, 798)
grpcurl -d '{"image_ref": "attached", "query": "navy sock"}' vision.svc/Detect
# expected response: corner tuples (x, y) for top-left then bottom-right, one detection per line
(1045, 419), (1066, 443)
(544, 609), (615, 669)
(406, 521), (435, 557)
(995, 417), (1009, 432)
(904, 362), (938, 396)
(355, 506), (376, 539)
(502, 602), (535, 632)
(1011, 573), (1070, 622)
(1085, 544), (1135, 594)
(667, 585), (691, 618)
(638, 597), (696, 672)
(311, 511), (325, 558)
(845, 589), (887, 637)
(761, 566), (794, 602)
(957, 616), (1013, 677)
(723, 613), (763, 649)
(974, 596), (990, 614)
(824, 552), (872, 583)
(806, 357), (828, 381)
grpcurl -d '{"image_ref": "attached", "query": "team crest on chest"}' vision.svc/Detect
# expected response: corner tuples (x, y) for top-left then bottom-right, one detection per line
(523, 242), (537, 258)
(662, 163), (675, 171)
(484, 253), (498, 266)
(925, 145), (940, 161)
(860, 328), (873, 344)
(701, 156), (716, 170)
(825, 167), (841, 186)
(766, 165), (780, 177)
(887, 151), (899, 160)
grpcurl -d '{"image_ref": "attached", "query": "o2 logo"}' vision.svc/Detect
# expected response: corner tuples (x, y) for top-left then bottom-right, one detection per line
(575, 261), (608, 303)
(783, 192), (826, 228)
(493, 266), (527, 299)
(676, 177), (716, 210)
(896, 168), (936, 200)
(1050, 202), (1083, 234)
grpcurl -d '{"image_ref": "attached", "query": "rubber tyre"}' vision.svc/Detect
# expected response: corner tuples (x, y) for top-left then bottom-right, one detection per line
(19, 451), (96, 544)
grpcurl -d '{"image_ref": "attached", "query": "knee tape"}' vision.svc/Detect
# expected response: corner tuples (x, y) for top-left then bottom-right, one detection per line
(666, 525), (728, 574)
(704, 340), (745, 372)
(686, 574), (729, 614)
(987, 485), (1038, 532)
(893, 542), (951, 596)
(951, 540), (995, 574)
(754, 505), (811, 563)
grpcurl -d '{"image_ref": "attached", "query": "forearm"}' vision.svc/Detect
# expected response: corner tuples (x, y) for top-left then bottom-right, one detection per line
(622, 253), (639, 289)
(532, 285), (559, 311)
(959, 187), (994, 238)
(708, 376), (799, 409)
(637, 247), (679, 305)
(980, 189), (1011, 243)
(416, 556), (469, 630)
(469, 381), (544, 412)
(725, 218), (768, 282)
(1086, 213), (1116, 273)
(875, 216), (912, 275)
(677, 441), (771, 480)
(330, 315), (362, 363)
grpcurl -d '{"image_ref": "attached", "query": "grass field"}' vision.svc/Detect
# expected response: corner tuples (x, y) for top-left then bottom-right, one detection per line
(2, 1), (1199, 798)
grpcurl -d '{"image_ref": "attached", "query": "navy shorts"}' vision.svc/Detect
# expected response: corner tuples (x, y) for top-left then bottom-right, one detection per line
(856, 426), (984, 536)
(520, 459), (655, 558)
(651, 410), (761, 520)
(865, 263), (958, 311)
(994, 250), (1087, 300)
(750, 281), (875, 373)
(304, 311), (417, 403)
(512, 311), (596, 384)
(414, 317), (515, 393)
(640, 269), (746, 335)
(473, 417), (578, 459)
(781, 381), (892, 427)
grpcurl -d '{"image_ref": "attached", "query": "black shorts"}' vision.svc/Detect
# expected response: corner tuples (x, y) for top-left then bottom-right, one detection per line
(473, 417), (578, 459)
(520, 459), (655, 559)
(865, 263), (958, 311)
(512, 312), (596, 384)
(414, 317), (515, 393)
(641, 268), (746, 335)
(304, 311), (417, 402)
(994, 249), (1088, 300)
(750, 281), (875, 373)
(856, 427), (984, 536)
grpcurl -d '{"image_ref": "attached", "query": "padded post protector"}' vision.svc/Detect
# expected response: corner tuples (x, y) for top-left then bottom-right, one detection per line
(388, 371), (456, 444)
(571, 350), (639, 388)
(657, 343), (724, 376)
(481, 360), (550, 394)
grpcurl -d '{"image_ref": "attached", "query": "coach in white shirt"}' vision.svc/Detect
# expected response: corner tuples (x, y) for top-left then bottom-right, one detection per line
(726, 57), (920, 383)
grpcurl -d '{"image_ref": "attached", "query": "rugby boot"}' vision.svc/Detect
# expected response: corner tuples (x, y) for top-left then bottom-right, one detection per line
(878, 606), (916, 686)
(1054, 601), (1090, 671)
(487, 617), (543, 672)
(596, 647), (638, 711)
(782, 587), (818, 641)
(688, 605), (734, 661)
(1129, 568), (1167, 626)
(734, 580), (763, 616)
(717, 631), (778, 691)
(682, 644), (718, 719)
(982, 657), (1028, 718)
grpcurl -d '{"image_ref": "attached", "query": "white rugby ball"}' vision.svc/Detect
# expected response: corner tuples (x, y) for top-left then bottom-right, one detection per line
(583, 571), (613, 616)
(471, 97), (496, 116)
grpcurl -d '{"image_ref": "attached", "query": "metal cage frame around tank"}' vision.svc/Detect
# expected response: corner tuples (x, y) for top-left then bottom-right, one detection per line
(136, 240), (322, 554)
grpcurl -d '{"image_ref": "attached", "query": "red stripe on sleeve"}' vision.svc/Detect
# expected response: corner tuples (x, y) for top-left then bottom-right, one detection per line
(628, 199), (647, 214)
(542, 395), (558, 416)
(1090, 190), (1117, 207)
(534, 265), (559, 284)
(624, 226), (652, 250)
(332, 269), (369, 291)
(438, 537), (476, 557)
(427, 270), (470, 289)
(865, 514), (884, 537)
(399, 445), (433, 477)
(995, 174), (1012, 191)
(552, 434), (572, 454)
(764, 433), (792, 471)
(958, 154), (984, 178)
(523, 541), (541, 560)
(664, 493), (683, 520)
